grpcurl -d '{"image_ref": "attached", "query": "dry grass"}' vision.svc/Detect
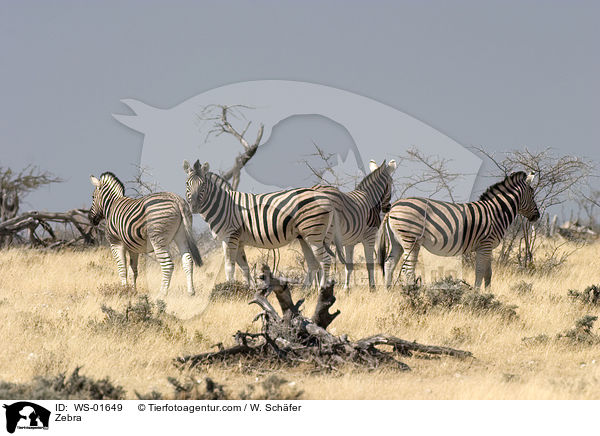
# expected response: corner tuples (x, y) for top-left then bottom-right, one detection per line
(1, 239), (600, 399)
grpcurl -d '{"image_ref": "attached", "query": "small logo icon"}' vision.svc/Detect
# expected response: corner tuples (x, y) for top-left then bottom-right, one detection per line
(3, 402), (50, 434)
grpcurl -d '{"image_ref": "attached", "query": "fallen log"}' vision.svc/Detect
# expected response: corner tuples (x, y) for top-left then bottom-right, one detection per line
(176, 265), (472, 372)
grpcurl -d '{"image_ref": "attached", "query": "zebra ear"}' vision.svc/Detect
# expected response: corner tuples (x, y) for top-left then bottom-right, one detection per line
(368, 160), (378, 172)
(90, 175), (100, 187)
(201, 162), (210, 174)
(387, 159), (397, 174)
(183, 160), (192, 175)
(526, 172), (536, 185)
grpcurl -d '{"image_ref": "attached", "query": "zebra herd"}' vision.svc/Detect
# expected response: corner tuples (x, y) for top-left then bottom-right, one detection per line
(88, 159), (539, 295)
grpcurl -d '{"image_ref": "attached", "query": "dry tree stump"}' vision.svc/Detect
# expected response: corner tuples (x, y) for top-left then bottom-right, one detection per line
(176, 265), (472, 372)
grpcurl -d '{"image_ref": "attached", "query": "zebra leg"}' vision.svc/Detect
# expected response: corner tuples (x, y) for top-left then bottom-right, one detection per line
(153, 246), (175, 296)
(174, 228), (195, 296)
(110, 243), (128, 286)
(236, 246), (251, 287)
(222, 240), (238, 282)
(311, 243), (332, 289)
(474, 249), (493, 290)
(129, 252), (139, 289)
(484, 261), (493, 288)
(363, 241), (376, 289)
(400, 241), (420, 287)
(343, 245), (354, 290)
(384, 236), (404, 288)
(298, 238), (320, 288)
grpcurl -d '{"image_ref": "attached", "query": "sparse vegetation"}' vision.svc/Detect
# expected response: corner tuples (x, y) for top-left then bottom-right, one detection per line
(399, 276), (518, 320)
(210, 280), (254, 301)
(510, 280), (533, 295)
(568, 285), (600, 306)
(0, 367), (125, 400)
(97, 295), (167, 329)
(523, 316), (600, 347)
(556, 316), (600, 346)
(1, 240), (600, 399)
(135, 375), (303, 400)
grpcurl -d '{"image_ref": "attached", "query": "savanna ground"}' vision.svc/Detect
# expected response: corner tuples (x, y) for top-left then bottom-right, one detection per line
(1, 238), (599, 400)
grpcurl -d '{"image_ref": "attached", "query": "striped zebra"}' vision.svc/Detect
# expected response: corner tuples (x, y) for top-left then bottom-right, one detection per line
(376, 171), (540, 289)
(182, 160), (345, 288)
(89, 172), (202, 296)
(309, 159), (397, 289)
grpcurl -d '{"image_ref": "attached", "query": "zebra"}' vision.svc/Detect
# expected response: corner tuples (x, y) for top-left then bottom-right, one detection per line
(376, 171), (540, 289)
(308, 159), (397, 289)
(89, 172), (202, 296)
(182, 159), (345, 288)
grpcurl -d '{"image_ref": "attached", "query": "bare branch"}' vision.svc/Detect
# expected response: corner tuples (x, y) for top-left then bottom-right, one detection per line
(298, 142), (362, 189)
(394, 146), (465, 202)
(125, 164), (161, 197)
(198, 105), (264, 190)
(468, 145), (595, 268)
(0, 165), (62, 224)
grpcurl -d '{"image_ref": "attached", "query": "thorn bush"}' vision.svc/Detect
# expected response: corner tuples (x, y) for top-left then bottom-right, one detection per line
(568, 285), (600, 305)
(399, 276), (518, 320)
(0, 367), (125, 400)
(210, 281), (254, 301)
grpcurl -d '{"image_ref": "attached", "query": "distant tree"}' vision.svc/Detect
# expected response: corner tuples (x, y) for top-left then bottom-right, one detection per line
(0, 165), (61, 221)
(393, 146), (464, 202)
(470, 146), (593, 268)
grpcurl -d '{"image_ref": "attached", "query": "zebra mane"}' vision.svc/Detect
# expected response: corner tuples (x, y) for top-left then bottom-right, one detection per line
(99, 171), (125, 195)
(355, 164), (387, 189)
(356, 164), (387, 191)
(478, 171), (526, 201)
(205, 171), (234, 190)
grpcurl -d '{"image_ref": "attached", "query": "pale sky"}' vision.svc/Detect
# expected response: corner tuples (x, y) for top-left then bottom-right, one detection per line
(0, 1), (598, 211)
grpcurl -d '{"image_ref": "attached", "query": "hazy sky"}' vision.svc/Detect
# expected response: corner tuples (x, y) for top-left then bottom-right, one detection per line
(0, 1), (598, 211)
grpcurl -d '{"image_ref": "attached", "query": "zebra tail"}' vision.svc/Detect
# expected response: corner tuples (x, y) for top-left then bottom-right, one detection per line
(327, 210), (346, 266)
(177, 199), (203, 267)
(375, 212), (391, 273)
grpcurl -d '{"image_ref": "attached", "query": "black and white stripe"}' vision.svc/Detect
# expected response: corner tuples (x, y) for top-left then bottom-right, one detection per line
(376, 171), (540, 288)
(311, 159), (396, 288)
(183, 160), (345, 288)
(89, 172), (202, 295)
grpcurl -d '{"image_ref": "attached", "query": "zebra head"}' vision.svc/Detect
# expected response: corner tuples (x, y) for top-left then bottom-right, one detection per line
(367, 159), (397, 213)
(183, 160), (210, 213)
(518, 171), (540, 222)
(88, 172), (125, 225)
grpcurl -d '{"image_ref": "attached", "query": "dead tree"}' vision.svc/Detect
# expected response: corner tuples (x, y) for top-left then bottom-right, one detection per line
(0, 209), (102, 248)
(0, 165), (61, 218)
(176, 265), (472, 372)
(201, 105), (264, 190)
(0, 165), (61, 244)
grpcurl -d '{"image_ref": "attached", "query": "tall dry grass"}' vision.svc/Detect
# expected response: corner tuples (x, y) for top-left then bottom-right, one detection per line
(1, 239), (599, 399)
